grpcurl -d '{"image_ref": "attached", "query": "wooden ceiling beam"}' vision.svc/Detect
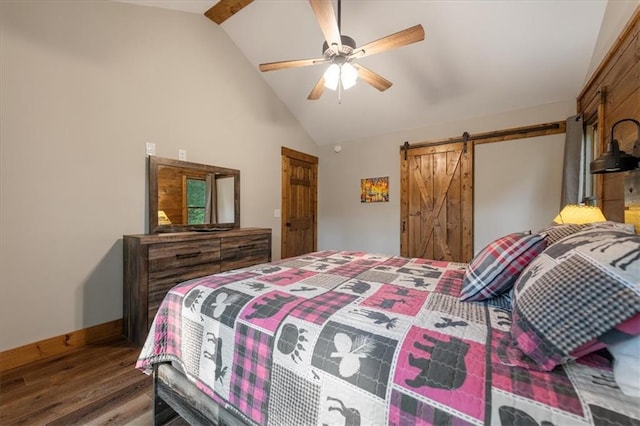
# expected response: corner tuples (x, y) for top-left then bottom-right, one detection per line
(204, 0), (253, 25)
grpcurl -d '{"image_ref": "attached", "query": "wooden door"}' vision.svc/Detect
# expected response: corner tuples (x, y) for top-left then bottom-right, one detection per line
(400, 142), (473, 262)
(281, 147), (318, 259)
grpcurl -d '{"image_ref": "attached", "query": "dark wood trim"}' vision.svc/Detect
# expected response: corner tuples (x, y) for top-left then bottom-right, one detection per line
(148, 155), (241, 233)
(577, 7), (639, 222)
(281, 146), (319, 164)
(401, 120), (566, 151)
(577, 6), (640, 106)
(0, 319), (123, 372)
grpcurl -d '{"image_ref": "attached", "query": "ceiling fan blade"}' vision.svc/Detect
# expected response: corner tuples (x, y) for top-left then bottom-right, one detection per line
(307, 77), (325, 100)
(355, 24), (425, 58)
(353, 64), (392, 92)
(309, 0), (342, 51)
(204, 0), (253, 25)
(259, 57), (328, 72)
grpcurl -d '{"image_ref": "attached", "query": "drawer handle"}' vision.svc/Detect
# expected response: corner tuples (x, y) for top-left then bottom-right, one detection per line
(176, 251), (202, 259)
(238, 244), (255, 250)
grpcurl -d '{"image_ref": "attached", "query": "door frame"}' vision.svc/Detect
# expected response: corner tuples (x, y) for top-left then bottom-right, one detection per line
(281, 147), (318, 258)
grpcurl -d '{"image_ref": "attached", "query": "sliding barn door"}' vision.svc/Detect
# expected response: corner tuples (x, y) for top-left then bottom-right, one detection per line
(401, 142), (473, 262)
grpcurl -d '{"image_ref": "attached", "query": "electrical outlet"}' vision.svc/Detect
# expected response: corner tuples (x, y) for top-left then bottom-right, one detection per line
(146, 142), (156, 156)
(178, 149), (187, 160)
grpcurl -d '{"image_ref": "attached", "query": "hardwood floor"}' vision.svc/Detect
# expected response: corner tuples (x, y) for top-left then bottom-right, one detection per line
(0, 338), (154, 425)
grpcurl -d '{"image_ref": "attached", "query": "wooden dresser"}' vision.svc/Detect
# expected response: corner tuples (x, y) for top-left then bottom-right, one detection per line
(123, 228), (271, 345)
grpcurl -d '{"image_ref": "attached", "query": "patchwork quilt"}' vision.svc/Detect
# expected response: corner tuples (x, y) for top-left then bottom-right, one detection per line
(136, 251), (640, 425)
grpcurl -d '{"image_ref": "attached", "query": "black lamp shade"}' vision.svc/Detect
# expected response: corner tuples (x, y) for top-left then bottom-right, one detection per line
(590, 118), (640, 174)
(590, 140), (638, 174)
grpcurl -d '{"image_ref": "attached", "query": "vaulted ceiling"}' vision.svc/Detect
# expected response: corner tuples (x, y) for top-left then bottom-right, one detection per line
(120, 0), (609, 145)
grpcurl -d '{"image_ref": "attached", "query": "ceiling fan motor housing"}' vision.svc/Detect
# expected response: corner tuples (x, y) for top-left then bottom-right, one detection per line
(323, 35), (356, 59)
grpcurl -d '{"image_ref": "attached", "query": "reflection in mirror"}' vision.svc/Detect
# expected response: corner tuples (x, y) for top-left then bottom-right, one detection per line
(216, 176), (235, 223)
(149, 156), (240, 233)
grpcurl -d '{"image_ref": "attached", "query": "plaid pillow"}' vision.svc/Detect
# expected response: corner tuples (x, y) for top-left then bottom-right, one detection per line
(460, 232), (546, 302)
(502, 227), (640, 371)
(537, 221), (635, 245)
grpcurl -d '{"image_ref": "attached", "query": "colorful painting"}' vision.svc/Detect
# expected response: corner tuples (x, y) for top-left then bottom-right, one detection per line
(361, 177), (389, 203)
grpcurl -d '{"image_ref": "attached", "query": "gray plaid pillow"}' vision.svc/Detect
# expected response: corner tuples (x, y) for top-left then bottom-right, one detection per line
(537, 221), (635, 245)
(505, 227), (640, 371)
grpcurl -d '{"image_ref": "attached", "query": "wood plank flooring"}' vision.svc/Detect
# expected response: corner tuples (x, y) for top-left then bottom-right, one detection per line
(0, 338), (154, 425)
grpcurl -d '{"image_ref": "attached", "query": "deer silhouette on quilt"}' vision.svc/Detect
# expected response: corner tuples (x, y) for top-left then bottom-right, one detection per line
(325, 396), (360, 426)
(405, 334), (469, 390)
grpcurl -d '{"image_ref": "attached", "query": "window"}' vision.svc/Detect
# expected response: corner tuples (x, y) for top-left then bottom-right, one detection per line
(186, 177), (206, 224)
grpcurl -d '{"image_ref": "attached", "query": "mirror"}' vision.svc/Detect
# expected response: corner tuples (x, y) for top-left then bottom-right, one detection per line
(149, 156), (240, 233)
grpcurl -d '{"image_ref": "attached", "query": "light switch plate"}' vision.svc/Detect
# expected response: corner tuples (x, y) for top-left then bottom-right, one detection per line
(146, 142), (156, 156)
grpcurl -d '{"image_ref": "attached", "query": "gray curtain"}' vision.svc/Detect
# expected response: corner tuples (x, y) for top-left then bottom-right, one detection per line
(560, 114), (584, 206)
(204, 174), (217, 224)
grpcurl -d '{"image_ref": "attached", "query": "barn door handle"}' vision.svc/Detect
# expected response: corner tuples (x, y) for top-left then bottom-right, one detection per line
(285, 222), (292, 227)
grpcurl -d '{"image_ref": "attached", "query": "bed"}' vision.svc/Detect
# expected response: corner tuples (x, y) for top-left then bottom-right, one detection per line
(136, 223), (640, 425)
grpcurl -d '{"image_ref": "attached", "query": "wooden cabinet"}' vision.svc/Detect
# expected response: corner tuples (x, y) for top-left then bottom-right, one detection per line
(123, 228), (271, 345)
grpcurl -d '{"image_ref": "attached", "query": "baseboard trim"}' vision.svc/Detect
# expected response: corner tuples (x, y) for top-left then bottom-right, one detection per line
(0, 319), (123, 373)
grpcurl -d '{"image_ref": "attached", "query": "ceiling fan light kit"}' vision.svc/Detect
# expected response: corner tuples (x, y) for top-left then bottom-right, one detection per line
(256, 0), (425, 101)
(324, 62), (358, 91)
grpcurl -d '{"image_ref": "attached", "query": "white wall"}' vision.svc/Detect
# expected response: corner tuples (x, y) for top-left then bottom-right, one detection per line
(0, 1), (317, 351)
(586, 0), (639, 81)
(317, 101), (574, 256)
(474, 134), (565, 251)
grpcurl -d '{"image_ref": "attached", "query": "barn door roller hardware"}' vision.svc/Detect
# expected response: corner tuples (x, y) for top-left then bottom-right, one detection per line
(462, 132), (469, 154)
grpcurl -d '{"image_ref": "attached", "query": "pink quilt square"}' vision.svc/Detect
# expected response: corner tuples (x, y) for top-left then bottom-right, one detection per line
(394, 326), (486, 422)
(240, 290), (301, 333)
(361, 284), (428, 316)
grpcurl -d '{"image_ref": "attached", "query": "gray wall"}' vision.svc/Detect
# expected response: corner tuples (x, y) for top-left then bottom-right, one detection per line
(317, 101), (573, 256)
(0, 1), (317, 351)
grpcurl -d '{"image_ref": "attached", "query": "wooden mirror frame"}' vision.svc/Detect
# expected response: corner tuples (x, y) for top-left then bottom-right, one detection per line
(148, 156), (240, 233)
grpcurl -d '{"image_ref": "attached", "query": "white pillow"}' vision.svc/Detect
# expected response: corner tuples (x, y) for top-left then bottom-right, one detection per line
(609, 336), (640, 397)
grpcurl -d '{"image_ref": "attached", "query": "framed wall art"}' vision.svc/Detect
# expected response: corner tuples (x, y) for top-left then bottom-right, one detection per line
(361, 176), (389, 203)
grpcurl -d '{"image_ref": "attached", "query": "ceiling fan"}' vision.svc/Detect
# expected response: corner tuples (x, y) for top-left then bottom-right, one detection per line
(260, 0), (424, 100)
(203, 0), (423, 101)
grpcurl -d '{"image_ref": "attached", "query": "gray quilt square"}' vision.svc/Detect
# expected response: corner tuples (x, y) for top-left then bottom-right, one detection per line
(267, 363), (321, 426)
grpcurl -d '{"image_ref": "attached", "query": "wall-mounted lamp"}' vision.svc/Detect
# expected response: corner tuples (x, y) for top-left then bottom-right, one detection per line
(590, 118), (640, 174)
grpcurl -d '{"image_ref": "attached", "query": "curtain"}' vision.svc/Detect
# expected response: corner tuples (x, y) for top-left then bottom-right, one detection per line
(204, 174), (217, 224)
(560, 114), (584, 206)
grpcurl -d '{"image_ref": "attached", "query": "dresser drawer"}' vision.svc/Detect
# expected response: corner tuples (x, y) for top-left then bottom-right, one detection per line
(124, 228), (271, 346)
(148, 239), (221, 272)
(148, 263), (222, 325)
(221, 234), (270, 271)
